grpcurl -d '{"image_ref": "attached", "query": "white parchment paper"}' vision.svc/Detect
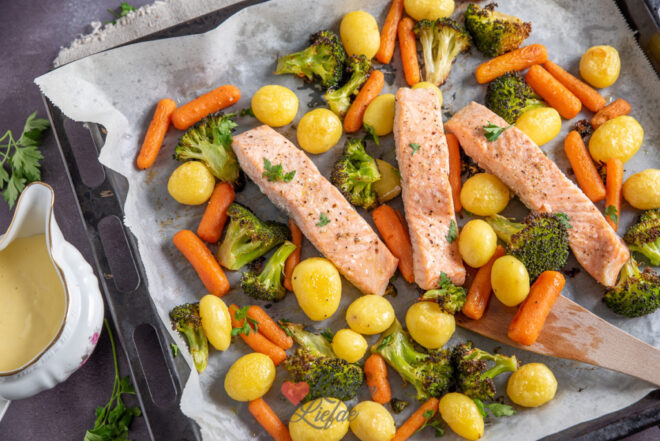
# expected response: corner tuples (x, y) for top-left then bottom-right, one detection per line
(35, 1), (660, 440)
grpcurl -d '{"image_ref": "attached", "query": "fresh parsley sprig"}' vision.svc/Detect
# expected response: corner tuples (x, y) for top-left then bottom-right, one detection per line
(320, 328), (334, 343)
(483, 122), (512, 142)
(473, 398), (516, 418)
(263, 158), (296, 183)
(231, 305), (259, 336)
(605, 205), (618, 224)
(409, 142), (421, 156)
(414, 409), (444, 437)
(106, 2), (136, 25)
(316, 212), (330, 227)
(446, 220), (458, 243)
(364, 124), (380, 146)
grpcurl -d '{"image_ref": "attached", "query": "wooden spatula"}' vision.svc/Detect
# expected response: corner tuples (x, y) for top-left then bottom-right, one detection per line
(456, 295), (660, 386)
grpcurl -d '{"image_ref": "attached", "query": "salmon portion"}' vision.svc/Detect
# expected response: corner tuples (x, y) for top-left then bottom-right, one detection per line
(394, 88), (466, 289)
(445, 102), (629, 287)
(232, 125), (398, 295)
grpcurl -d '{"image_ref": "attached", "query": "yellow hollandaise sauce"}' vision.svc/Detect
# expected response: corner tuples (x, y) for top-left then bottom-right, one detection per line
(0, 234), (66, 372)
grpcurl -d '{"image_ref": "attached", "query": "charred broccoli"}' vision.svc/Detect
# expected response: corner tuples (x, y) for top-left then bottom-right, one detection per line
(485, 72), (545, 124)
(452, 342), (518, 401)
(486, 213), (570, 280)
(331, 138), (381, 209)
(421, 272), (467, 314)
(174, 112), (240, 184)
(281, 322), (364, 402)
(241, 241), (297, 302)
(624, 209), (660, 266)
(275, 30), (346, 88)
(324, 54), (372, 117)
(371, 320), (453, 400)
(464, 3), (531, 57)
(413, 18), (471, 86)
(217, 203), (290, 270)
(604, 257), (660, 317)
(169, 303), (208, 373)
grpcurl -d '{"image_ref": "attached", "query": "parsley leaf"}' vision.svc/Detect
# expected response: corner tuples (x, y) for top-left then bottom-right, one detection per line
(446, 219), (457, 243)
(240, 107), (255, 117)
(483, 122), (512, 142)
(231, 305), (259, 336)
(485, 402), (515, 417)
(320, 328), (334, 343)
(555, 212), (572, 229)
(473, 398), (488, 418)
(278, 319), (293, 336)
(316, 212), (330, 227)
(364, 124), (380, 146)
(106, 2), (136, 25)
(409, 142), (421, 156)
(170, 343), (179, 358)
(377, 334), (393, 350)
(605, 205), (618, 223)
(415, 408), (443, 436)
(263, 158), (296, 183)
(438, 272), (451, 289)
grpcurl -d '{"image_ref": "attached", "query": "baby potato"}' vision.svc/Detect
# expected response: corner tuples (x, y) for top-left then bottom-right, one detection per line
(405, 301), (455, 349)
(580, 45), (621, 88)
(515, 107), (561, 146)
(373, 159), (402, 203)
(332, 329), (368, 363)
(199, 295), (231, 351)
(459, 219), (498, 268)
(292, 257), (342, 321)
(290, 398), (351, 441)
(404, 0), (454, 20)
(412, 81), (443, 106)
(491, 255), (530, 307)
(363, 94), (396, 136)
(251, 85), (298, 127)
(340, 11), (380, 59)
(349, 401), (396, 441)
(167, 161), (215, 205)
(623, 169), (660, 209)
(460, 173), (511, 216)
(439, 392), (484, 441)
(589, 115), (644, 164)
(297, 108), (343, 154)
(224, 353), (275, 401)
(346, 295), (395, 335)
(507, 363), (558, 407)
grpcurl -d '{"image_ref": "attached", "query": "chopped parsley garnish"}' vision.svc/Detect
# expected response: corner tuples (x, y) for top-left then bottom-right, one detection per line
(316, 212), (330, 227)
(240, 107), (255, 117)
(320, 328), (334, 343)
(555, 212), (573, 229)
(446, 219), (458, 243)
(483, 122), (512, 141)
(473, 398), (515, 417)
(364, 124), (380, 146)
(605, 205), (619, 223)
(106, 2), (136, 25)
(230, 305), (259, 336)
(409, 142), (421, 156)
(263, 158), (296, 183)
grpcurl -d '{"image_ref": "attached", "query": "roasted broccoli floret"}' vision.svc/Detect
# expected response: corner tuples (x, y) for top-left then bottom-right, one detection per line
(217, 203), (290, 270)
(485, 72), (545, 124)
(603, 258), (660, 317)
(169, 303), (208, 373)
(452, 341), (518, 401)
(241, 241), (297, 302)
(174, 112), (240, 184)
(413, 18), (471, 86)
(464, 3), (531, 57)
(624, 209), (660, 266)
(372, 320), (453, 400)
(421, 273), (467, 314)
(275, 30), (347, 88)
(281, 322), (364, 402)
(324, 54), (372, 117)
(331, 138), (381, 209)
(486, 213), (570, 280)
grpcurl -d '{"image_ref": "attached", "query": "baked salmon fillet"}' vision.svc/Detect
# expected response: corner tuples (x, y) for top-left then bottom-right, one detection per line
(232, 125), (398, 295)
(445, 102), (629, 287)
(394, 88), (466, 289)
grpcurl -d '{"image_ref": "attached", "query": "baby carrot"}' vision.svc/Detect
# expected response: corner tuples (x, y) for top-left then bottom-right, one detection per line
(605, 157), (623, 231)
(544, 60), (606, 112)
(462, 245), (506, 320)
(283, 219), (302, 292)
(376, 0), (405, 64)
(137, 98), (176, 169)
(173, 230), (230, 296)
(364, 354), (391, 404)
(392, 398), (439, 441)
(197, 182), (235, 243)
(248, 399), (293, 441)
(229, 304), (287, 366)
(398, 17), (420, 86)
(564, 131), (606, 202)
(171, 85), (240, 130)
(344, 70), (385, 133)
(508, 271), (565, 345)
(247, 305), (293, 350)
(526, 64), (582, 119)
(372, 204), (414, 284)
(445, 133), (462, 213)
(591, 98), (631, 129)
(475, 44), (548, 84)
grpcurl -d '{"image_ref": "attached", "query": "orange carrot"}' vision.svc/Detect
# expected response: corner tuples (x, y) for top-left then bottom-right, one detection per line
(445, 133), (462, 213)
(526, 65), (582, 119)
(229, 304), (287, 366)
(283, 220), (302, 292)
(392, 398), (439, 441)
(137, 98), (177, 169)
(171, 85), (240, 130)
(197, 182), (235, 243)
(173, 230), (230, 296)
(248, 399), (293, 441)
(462, 245), (506, 320)
(564, 131), (606, 202)
(376, 0), (405, 64)
(605, 157), (623, 231)
(475, 44), (548, 84)
(591, 98), (631, 129)
(398, 17), (420, 86)
(247, 305), (293, 350)
(364, 354), (391, 404)
(344, 70), (385, 133)
(544, 60), (606, 112)
(508, 271), (565, 345)
(372, 204), (414, 283)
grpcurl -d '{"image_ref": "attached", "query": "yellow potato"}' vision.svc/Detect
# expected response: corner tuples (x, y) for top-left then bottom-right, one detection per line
(458, 219), (498, 268)
(460, 173), (511, 216)
(331, 329), (368, 363)
(349, 401), (396, 441)
(224, 353), (275, 401)
(363, 94), (396, 136)
(404, 0), (454, 20)
(167, 161), (215, 205)
(623, 169), (660, 209)
(290, 398), (352, 441)
(251, 85), (299, 127)
(340, 11), (380, 59)
(507, 363), (558, 407)
(412, 81), (443, 106)
(292, 257), (342, 321)
(373, 159), (401, 203)
(297, 108), (343, 154)
(580, 45), (620, 88)
(515, 107), (561, 146)
(491, 255), (530, 307)
(439, 392), (484, 441)
(346, 295), (395, 335)
(199, 295), (231, 351)
(589, 115), (644, 164)
(405, 301), (455, 349)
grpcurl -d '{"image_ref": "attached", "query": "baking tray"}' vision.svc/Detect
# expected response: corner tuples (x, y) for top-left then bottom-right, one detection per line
(42, 1), (660, 440)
